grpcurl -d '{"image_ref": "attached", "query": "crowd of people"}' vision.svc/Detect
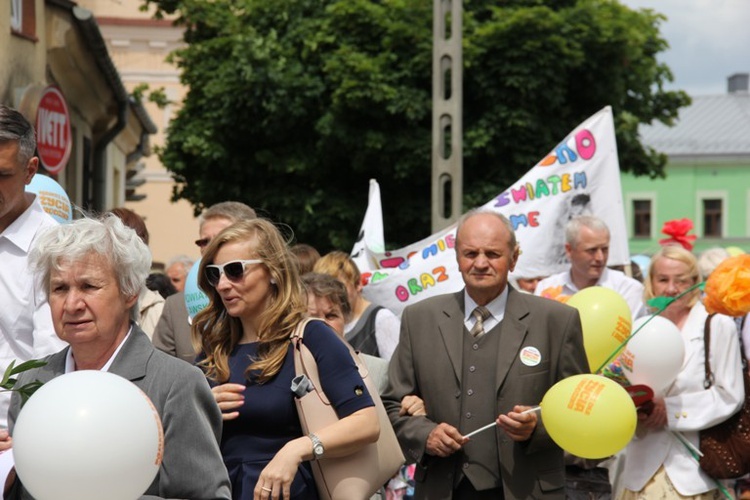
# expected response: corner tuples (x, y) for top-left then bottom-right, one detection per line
(0, 102), (748, 499)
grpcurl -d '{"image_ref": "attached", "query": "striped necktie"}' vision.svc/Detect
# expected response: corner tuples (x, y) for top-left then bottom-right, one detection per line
(469, 306), (491, 338)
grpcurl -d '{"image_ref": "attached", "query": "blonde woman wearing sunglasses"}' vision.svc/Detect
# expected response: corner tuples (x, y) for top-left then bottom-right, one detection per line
(194, 219), (379, 500)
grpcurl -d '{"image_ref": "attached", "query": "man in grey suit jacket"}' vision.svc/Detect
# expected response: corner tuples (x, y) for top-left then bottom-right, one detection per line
(383, 209), (589, 499)
(152, 291), (195, 362)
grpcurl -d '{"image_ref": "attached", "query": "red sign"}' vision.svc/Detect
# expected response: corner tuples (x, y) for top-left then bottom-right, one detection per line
(35, 86), (72, 175)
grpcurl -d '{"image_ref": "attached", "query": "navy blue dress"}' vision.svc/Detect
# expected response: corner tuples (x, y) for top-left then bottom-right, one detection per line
(215, 321), (374, 499)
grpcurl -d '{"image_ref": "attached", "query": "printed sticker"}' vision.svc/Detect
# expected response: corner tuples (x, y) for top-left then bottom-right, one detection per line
(520, 346), (541, 366)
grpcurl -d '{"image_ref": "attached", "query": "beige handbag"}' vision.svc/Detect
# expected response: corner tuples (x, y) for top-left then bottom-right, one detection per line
(290, 318), (405, 500)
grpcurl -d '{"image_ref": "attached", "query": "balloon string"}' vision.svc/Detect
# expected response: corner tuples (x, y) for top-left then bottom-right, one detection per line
(672, 432), (732, 500)
(462, 406), (541, 439)
(594, 281), (704, 374)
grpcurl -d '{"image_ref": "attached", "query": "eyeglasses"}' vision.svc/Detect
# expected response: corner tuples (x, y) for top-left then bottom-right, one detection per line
(195, 238), (211, 248)
(205, 259), (263, 286)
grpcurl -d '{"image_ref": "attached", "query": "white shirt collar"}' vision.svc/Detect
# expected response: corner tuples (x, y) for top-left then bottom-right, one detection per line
(464, 286), (509, 332)
(0, 194), (50, 252)
(64, 326), (133, 373)
(564, 267), (611, 292)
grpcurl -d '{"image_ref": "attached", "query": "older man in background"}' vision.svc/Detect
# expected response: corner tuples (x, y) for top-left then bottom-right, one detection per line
(535, 215), (646, 321)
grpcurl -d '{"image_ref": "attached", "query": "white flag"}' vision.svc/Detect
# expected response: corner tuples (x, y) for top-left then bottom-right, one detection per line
(350, 179), (385, 271)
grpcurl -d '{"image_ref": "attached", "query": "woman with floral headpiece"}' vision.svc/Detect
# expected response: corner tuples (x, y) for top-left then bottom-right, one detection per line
(617, 245), (744, 499)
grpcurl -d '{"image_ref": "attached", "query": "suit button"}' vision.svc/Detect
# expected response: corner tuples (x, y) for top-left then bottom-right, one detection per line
(455, 390), (461, 398)
(466, 412), (472, 419)
(469, 366), (476, 372)
(463, 463), (469, 469)
(472, 344), (479, 350)
(467, 389), (474, 396)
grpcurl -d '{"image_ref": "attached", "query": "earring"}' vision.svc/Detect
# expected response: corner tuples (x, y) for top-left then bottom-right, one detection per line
(270, 279), (277, 285)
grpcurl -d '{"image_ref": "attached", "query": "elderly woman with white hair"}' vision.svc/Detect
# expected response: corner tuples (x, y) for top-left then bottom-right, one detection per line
(3, 215), (231, 499)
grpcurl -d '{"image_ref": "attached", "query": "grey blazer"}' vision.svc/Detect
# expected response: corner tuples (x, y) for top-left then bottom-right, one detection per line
(152, 292), (197, 363)
(8, 325), (231, 500)
(382, 287), (589, 500)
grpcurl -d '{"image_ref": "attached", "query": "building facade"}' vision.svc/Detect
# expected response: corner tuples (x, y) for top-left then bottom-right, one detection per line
(621, 73), (750, 256)
(1, 0), (155, 214)
(77, 0), (200, 267)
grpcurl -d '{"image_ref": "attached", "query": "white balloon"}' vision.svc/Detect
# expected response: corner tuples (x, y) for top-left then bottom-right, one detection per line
(13, 371), (164, 500)
(621, 315), (685, 394)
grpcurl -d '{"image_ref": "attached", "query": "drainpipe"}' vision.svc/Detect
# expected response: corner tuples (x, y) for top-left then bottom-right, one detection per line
(72, 6), (129, 212)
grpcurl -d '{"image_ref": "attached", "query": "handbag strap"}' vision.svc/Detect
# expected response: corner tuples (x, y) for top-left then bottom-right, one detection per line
(290, 317), (373, 406)
(739, 316), (748, 372)
(290, 317), (332, 406)
(704, 313), (750, 390)
(704, 313), (716, 389)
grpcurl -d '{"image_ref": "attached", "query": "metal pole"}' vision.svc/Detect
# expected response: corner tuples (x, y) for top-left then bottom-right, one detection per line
(431, 0), (463, 232)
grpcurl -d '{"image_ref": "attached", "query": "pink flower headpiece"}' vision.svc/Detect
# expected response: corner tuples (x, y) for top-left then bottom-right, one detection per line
(659, 218), (696, 251)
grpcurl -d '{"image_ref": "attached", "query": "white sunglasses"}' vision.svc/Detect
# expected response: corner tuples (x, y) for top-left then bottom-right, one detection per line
(205, 259), (263, 286)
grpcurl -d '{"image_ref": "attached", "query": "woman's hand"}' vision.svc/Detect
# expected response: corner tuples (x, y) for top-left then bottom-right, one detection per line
(211, 383), (245, 421)
(254, 438), (307, 500)
(0, 429), (12, 452)
(399, 394), (426, 416)
(640, 397), (667, 429)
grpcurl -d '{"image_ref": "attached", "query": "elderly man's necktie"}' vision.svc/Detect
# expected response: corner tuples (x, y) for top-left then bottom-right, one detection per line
(470, 306), (491, 338)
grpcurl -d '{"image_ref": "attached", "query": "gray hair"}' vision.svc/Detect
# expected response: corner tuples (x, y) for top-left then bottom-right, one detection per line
(30, 214), (152, 300)
(199, 201), (256, 229)
(166, 254), (195, 273)
(565, 215), (610, 247)
(455, 208), (518, 250)
(697, 247), (731, 281)
(0, 105), (37, 166)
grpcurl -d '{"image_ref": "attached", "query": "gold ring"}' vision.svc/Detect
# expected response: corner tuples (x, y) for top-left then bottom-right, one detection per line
(262, 487), (272, 492)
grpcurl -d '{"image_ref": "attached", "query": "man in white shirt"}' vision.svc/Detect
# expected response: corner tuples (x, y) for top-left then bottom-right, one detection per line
(535, 215), (646, 321)
(534, 215), (645, 499)
(0, 105), (67, 428)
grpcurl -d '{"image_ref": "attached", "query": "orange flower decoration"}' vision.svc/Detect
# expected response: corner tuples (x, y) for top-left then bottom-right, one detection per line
(704, 254), (750, 316)
(659, 218), (697, 251)
(539, 285), (571, 304)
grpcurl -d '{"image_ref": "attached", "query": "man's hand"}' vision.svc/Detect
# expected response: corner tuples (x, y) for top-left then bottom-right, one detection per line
(425, 423), (467, 457)
(496, 405), (538, 442)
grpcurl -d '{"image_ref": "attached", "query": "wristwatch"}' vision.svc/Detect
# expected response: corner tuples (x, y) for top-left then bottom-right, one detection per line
(309, 433), (325, 460)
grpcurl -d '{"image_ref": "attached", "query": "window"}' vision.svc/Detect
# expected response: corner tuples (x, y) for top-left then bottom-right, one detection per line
(10, 0), (21, 31)
(10, 0), (36, 40)
(632, 199), (651, 237)
(703, 199), (723, 237)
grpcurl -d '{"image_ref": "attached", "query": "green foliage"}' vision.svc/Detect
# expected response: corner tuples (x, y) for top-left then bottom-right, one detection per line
(0, 359), (47, 403)
(131, 84), (171, 109)
(142, 0), (689, 251)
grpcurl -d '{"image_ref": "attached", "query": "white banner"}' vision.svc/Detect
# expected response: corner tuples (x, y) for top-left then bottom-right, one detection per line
(355, 106), (629, 316)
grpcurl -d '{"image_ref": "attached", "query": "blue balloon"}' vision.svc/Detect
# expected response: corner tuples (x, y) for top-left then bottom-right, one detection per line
(631, 254), (651, 277)
(25, 174), (73, 224)
(184, 258), (210, 321)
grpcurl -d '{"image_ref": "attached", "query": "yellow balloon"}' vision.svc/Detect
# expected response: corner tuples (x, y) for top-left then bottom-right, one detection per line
(726, 246), (746, 257)
(541, 374), (637, 459)
(566, 286), (632, 372)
